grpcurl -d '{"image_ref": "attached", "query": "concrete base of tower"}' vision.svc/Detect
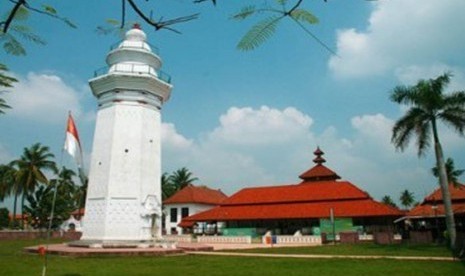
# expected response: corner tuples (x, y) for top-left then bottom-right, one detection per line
(68, 238), (176, 249)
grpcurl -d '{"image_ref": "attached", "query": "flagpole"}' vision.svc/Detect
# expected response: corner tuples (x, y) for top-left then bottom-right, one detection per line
(42, 151), (63, 276)
(42, 111), (80, 276)
(42, 113), (69, 276)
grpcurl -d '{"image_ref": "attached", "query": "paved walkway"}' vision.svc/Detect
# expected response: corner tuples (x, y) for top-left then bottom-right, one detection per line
(188, 250), (458, 262)
(24, 242), (460, 261)
(182, 243), (458, 262)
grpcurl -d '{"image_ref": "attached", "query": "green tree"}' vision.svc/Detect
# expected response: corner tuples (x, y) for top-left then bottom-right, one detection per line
(0, 207), (9, 229)
(390, 72), (465, 251)
(0, 164), (19, 228)
(0, 164), (14, 201)
(432, 157), (464, 187)
(11, 143), (56, 229)
(168, 167), (199, 192)
(381, 195), (397, 208)
(169, 167), (199, 193)
(161, 172), (175, 201)
(399, 189), (415, 210)
(24, 167), (78, 229)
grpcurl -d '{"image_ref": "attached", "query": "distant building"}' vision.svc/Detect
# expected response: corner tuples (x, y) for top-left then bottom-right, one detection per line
(163, 184), (228, 235)
(398, 183), (465, 240)
(181, 147), (403, 238)
(61, 209), (85, 232)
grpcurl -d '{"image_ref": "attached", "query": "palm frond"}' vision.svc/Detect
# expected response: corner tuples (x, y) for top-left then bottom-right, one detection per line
(415, 119), (431, 157)
(3, 34), (26, 55)
(0, 63), (17, 88)
(231, 5), (257, 21)
(290, 9), (319, 24)
(429, 72), (451, 96)
(0, 98), (11, 114)
(390, 85), (420, 105)
(237, 15), (282, 51)
(439, 107), (465, 135)
(443, 91), (465, 107)
(392, 107), (427, 153)
(10, 25), (46, 45)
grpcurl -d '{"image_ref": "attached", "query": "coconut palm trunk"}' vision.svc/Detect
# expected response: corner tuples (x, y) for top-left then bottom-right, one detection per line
(11, 189), (19, 228)
(431, 119), (456, 250)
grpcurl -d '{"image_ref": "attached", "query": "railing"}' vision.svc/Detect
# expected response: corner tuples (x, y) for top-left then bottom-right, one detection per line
(92, 65), (172, 84)
(163, 235), (193, 243)
(197, 236), (252, 244)
(358, 234), (374, 241)
(263, 235), (322, 245)
(110, 40), (160, 55)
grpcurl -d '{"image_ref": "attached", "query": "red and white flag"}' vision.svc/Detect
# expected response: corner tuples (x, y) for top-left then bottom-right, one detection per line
(64, 113), (83, 167)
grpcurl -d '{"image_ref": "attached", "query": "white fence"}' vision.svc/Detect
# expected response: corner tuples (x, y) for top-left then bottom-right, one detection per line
(358, 234), (374, 241)
(163, 235), (193, 243)
(263, 235), (322, 245)
(197, 235), (252, 244)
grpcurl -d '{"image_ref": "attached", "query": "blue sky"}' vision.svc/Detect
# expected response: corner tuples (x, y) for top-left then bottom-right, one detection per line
(1, 0), (465, 209)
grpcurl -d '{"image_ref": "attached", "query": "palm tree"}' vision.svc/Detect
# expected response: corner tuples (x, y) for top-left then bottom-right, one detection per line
(432, 157), (464, 186)
(161, 172), (175, 201)
(52, 167), (77, 202)
(11, 143), (56, 229)
(390, 72), (465, 251)
(381, 195), (397, 208)
(168, 167), (199, 192)
(0, 164), (19, 227)
(0, 164), (13, 201)
(399, 189), (415, 210)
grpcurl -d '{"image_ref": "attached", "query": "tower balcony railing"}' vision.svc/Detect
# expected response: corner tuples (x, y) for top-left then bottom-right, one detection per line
(110, 40), (160, 56)
(93, 65), (172, 84)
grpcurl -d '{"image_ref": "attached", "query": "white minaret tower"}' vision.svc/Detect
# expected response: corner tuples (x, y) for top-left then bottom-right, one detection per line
(81, 24), (172, 243)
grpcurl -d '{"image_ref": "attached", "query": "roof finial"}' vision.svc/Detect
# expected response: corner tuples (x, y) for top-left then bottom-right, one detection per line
(133, 23), (141, 30)
(313, 146), (326, 165)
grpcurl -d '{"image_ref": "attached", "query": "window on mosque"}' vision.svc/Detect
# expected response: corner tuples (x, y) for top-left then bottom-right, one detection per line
(170, 208), (177, 222)
(181, 207), (189, 218)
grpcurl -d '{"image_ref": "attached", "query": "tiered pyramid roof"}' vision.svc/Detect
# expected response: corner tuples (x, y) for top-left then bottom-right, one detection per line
(182, 147), (402, 224)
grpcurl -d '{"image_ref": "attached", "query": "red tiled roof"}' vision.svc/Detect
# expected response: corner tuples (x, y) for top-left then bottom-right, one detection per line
(424, 183), (465, 203)
(184, 199), (402, 222)
(163, 184), (228, 205)
(178, 220), (196, 228)
(72, 208), (85, 216)
(181, 147), (402, 223)
(299, 164), (341, 181)
(407, 202), (465, 217)
(222, 181), (369, 206)
(8, 214), (28, 220)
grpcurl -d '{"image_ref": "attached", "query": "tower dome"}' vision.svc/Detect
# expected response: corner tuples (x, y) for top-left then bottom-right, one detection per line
(106, 24), (162, 77)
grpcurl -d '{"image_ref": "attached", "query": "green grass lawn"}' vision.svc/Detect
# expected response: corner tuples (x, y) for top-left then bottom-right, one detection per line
(1, 239), (464, 276)
(224, 242), (454, 257)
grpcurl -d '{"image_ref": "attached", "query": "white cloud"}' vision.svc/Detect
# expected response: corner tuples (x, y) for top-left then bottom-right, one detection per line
(329, 0), (465, 79)
(395, 65), (465, 92)
(3, 72), (84, 123)
(209, 106), (313, 146)
(160, 106), (446, 202)
(0, 142), (13, 164)
(161, 123), (193, 150)
(351, 113), (392, 143)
